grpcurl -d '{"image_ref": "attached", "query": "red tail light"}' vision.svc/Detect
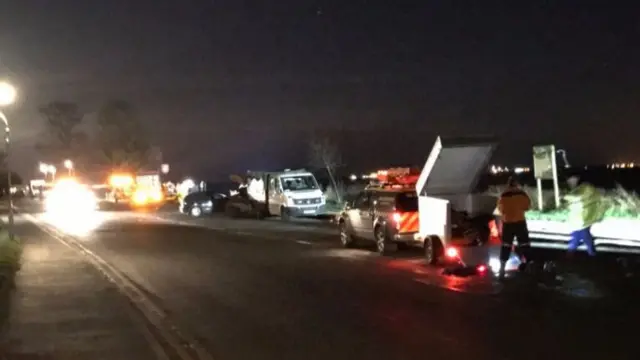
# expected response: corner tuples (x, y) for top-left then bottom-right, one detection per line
(445, 247), (459, 258)
(477, 265), (487, 273)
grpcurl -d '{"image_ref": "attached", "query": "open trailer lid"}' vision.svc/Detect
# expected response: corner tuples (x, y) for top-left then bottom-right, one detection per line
(416, 136), (497, 196)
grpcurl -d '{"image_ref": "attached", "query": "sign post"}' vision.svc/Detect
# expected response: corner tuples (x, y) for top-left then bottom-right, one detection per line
(532, 145), (561, 210)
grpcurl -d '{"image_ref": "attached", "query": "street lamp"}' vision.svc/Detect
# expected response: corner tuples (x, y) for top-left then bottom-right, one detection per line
(64, 159), (73, 175)
(39, 162), (56, 181)
(39, 163), (48, 175)
(48, 165), (57, 181)
(0, 81), (17, 240)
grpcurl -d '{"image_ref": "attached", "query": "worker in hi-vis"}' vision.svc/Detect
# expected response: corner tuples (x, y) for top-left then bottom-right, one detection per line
(496, 177), (532, 279)
(564, 176), (605, 258)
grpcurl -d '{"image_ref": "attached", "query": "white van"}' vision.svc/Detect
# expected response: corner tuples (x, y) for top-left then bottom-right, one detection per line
(247, 169), (326, 220)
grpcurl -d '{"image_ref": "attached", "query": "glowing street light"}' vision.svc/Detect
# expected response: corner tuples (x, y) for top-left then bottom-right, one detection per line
(0, 81), (16, 240)
(0, 82), (16, 107)
(39, 162), (57, 181)
(48, 165), (57, 179)
(64, 159), (73, 175)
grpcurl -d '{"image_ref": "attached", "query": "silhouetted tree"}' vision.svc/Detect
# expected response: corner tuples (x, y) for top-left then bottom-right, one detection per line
(36, 101), (86, 162)
(309, 135), (343, 203)
(96, 100), (150, 170)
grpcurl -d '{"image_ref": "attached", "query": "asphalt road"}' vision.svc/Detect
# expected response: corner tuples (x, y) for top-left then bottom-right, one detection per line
(11, 200), (640, 360)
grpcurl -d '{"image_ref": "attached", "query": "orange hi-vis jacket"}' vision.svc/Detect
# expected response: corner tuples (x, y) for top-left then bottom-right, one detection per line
(497, 187), (531, 223)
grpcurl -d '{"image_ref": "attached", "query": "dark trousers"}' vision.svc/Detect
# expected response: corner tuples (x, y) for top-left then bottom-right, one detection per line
(568, 226), (596, 256)
(500, 221), (531, 262)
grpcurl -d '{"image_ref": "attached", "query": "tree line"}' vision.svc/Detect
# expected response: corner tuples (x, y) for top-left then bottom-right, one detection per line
(35, 100), (151, 173)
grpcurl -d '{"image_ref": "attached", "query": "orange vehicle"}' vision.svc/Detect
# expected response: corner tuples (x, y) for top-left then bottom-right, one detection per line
(105, 171), (163, 208)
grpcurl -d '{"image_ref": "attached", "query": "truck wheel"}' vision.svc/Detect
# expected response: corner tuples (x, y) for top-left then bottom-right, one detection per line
(374, 226), (394, 255)
(424, 236), (442, 265)
(280, 206), (291, 221)
(339, 220), (356, 248)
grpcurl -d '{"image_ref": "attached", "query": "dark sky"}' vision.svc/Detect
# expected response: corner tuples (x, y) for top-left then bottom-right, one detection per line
(1, 1), (639, 180)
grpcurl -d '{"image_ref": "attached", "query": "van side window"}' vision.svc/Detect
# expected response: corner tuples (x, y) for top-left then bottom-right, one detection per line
(269, 178), (278, 193)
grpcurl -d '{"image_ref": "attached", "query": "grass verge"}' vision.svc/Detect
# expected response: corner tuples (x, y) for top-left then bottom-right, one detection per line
(0, 228), (22, 338)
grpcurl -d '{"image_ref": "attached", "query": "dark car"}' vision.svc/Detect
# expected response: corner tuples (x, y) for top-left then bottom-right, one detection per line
(180, 191), (228, 217)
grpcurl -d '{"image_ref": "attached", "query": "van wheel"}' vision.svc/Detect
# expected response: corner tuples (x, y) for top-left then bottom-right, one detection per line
(424, 236), (442, 265)
(280, 206), (291, 221)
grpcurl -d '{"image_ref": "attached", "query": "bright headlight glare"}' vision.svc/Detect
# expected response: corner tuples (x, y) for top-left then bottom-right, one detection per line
(133, 191), (147, 204)
(46, 182), (97, 214)
(151, 190), (163, 202)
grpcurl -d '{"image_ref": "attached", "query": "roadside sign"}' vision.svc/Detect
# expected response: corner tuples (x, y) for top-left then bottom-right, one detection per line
(532, 145), (560, 209)
(533, 145), (555, 180)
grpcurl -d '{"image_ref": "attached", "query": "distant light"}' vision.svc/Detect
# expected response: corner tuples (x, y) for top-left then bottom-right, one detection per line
(349, 174), (357, 181)
(161, 163), (170, 174)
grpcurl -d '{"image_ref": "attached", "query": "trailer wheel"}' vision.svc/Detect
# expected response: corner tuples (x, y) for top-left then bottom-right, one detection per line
(424, 236), (442, 265)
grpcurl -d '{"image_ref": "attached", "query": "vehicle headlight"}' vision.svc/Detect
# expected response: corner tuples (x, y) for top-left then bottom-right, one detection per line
(151, 190), (163, 202)
(133, 191), (148, 204)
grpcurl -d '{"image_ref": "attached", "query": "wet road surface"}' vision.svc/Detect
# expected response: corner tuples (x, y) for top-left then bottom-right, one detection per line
(10, 202), (640, 360)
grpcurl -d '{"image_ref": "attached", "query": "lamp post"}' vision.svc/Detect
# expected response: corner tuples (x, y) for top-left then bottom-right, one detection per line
(48, 165), (57, 181)
(64, 159), (73, 176)
(39, 162), (49, 179)
(0, 81), (17, 240)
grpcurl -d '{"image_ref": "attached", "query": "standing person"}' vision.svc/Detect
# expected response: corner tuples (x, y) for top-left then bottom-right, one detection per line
(564, 176), (603, 257)
(497, 177), (532, 279)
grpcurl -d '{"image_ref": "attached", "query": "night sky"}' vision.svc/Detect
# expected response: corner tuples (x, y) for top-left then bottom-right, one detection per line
(1, 1), (639, 180)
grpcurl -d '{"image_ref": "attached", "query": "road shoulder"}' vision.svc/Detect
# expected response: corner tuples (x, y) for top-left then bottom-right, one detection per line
(1, 221), (159, 359)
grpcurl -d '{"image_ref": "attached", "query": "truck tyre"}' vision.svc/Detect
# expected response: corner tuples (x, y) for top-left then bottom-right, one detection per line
(374, 225), (395, 255)
(339, 220), (356, 248)
(280, 206), (291, 221)
(424, 236), (442, 265)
